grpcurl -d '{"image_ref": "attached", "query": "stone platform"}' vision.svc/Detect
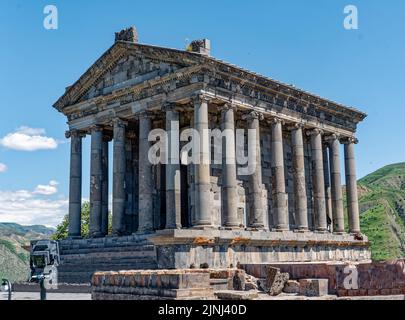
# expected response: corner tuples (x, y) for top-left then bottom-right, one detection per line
(58, 230), (370, 284)
(58, 234), (158, 284)
(150, 229), (371, 269)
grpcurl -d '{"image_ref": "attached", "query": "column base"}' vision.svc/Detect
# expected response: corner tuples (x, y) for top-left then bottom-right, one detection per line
(191, 225), (216, 231)
(293, 228), (309, 233)
(315, 229), (329, 234)
(219, 226), (242, 231)
(273, 226), (290, 232)
(164, 226), (182, 231)
(245, 226), (266, 231)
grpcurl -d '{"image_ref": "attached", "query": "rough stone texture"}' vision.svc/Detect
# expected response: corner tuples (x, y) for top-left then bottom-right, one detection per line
(299, 279), (329, 297)
(245, 274), (259, 291)
(215, 290), (258, 300)
(91, 269), (215, 300)
(283, 280), (300, 294)
(232, 270), (246, 291)
(266, 267), (290, 296)
(241, 259), (405, 297)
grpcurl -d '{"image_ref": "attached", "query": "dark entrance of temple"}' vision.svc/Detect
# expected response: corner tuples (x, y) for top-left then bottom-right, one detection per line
(180, 165), (190, 228)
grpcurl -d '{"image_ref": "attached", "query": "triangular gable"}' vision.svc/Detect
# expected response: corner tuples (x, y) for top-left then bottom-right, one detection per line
(53, 41), (206, 111)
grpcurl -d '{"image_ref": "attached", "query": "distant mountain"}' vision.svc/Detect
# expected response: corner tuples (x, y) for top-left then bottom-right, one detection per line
(358, 163), (405, 260)
(0, 223), (54, 282)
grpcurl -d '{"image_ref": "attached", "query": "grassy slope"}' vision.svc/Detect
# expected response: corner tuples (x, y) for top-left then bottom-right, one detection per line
(0, 223), (54, 282)
(358, 163), (405, 261)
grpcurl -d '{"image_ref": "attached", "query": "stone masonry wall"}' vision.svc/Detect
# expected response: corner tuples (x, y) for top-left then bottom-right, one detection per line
(241, 259), (405, 296)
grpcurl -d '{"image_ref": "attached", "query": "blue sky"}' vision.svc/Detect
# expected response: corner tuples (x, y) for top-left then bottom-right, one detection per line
(0, 0), (404, 226)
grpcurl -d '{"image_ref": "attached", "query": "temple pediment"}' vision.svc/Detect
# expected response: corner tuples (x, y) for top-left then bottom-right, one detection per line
(54, 42), (205, 111)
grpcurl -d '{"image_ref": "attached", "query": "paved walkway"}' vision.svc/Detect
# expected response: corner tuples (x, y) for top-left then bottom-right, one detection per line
(1, 292), (91, 300)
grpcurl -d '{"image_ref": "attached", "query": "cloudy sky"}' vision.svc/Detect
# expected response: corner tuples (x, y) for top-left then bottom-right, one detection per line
(1, 0), (405, 227)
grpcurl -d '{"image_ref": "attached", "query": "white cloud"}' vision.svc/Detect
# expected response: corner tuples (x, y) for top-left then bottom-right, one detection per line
(0, 126), (58, 151)
(0, 188), (68, 227)
(0, 163), (6, 173)
(33, 180), (59, 196)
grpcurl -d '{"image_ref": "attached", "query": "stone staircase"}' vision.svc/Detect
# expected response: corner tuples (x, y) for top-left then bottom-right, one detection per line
(58, 235), (158, 284)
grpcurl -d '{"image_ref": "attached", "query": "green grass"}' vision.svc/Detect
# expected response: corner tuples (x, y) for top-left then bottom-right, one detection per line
(357, 163), (405, 261)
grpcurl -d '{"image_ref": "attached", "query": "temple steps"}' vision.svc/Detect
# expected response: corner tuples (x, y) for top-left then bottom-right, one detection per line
(57, 236), (158, 284)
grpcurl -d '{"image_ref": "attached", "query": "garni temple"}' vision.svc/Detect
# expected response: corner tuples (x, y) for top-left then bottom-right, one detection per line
(54, 27), (370, 284)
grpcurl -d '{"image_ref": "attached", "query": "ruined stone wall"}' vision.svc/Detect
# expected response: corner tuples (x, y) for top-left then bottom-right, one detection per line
(241, 259), (405, 296)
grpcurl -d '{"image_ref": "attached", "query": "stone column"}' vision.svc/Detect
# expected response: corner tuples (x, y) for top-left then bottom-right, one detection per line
(308, 129), (327, 232)
(323, 144), (333, 232)
(221, 104), (239, 228)
(165, 105), (182, 229)
(270, 118), (288, 231)
(67, 130), (83, 238)
(89, 125), (103, 238)
(344, 137), (361, 234)
(101, 135), (110, 236)
(193, 94), (212, 227)
(112, 119), (127, 236)
(290, 124), (308, 231)
(246, 111), (265, 229)
(327, 134), (345, 233)
(138, 112), (154, 232)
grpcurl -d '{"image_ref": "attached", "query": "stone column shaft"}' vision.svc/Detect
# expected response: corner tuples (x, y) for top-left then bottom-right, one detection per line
(247, 111), (264, 229)
(291, 125), (308, 231)
(271, 119), (288, 230)
(344, 138), (361, 234)
(101, 138), (109, 236)
(89, 126), (103, 238)
(166, 108), (182, 229)
(67, 131), (83, 238)
(112, 119), (126, 236)
(221, 105), (239, 228)
(193, 95), (212, 227)
(138, 113), (154, 232)
(309, 129), (327, 231)
(323, 145), (333, 231)
(328, 136), (345, 233)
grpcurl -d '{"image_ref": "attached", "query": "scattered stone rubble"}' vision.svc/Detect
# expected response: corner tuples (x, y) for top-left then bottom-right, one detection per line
(91, 259), (405, 300)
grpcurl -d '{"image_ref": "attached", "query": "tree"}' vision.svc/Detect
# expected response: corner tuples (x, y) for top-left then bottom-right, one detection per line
(52, 202), (112, 240)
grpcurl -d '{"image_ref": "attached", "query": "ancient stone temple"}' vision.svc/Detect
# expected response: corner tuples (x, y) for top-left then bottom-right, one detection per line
(54, 27), (370, 283)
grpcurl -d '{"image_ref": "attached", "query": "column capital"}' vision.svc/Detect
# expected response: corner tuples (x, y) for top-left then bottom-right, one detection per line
(112, 118), (128, 128)
(341, 136), (359, 145)
(65, 130), (86, 139)
(267, 116), (285, 125)
(324, 133), (340, 143)
(221, 103), (237, 112)
(306, 128), (324, 137)
(192, 93), (211, 104)
(286, 122), (305, 131)
(137, 110), (155, 119)
(243, 110), (264, 121)
(90, 125), (104, 132)
(163, 102), (180, 112)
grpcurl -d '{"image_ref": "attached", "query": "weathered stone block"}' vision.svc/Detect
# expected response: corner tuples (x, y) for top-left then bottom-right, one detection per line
(232, 270), (246, 291)
(283, 280), (300, 294)
(299, 279), (329, 297)
(266, 267), (289, 296)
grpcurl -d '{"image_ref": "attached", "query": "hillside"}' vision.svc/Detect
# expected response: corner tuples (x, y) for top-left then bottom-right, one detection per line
(0, 223), (54, 282)
(358, 163), (405, 261)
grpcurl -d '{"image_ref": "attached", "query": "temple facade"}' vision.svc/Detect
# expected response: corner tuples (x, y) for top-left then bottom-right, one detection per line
(55, 28), (370, 273)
